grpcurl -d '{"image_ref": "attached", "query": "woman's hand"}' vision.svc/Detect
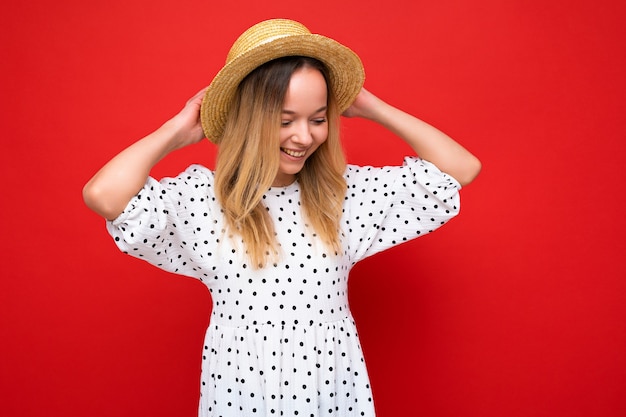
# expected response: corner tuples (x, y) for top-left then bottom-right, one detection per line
(166, 87), (208, 150)
(342, 88), (382, 121)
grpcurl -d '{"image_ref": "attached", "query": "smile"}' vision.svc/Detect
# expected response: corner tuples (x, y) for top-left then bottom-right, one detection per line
(281, 148), (306, 158)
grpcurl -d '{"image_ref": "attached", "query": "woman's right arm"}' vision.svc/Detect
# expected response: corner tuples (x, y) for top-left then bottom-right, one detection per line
(82, 88), (207, 220)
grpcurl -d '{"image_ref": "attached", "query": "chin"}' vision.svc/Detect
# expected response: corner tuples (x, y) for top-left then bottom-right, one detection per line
(279, 163), (306, 176)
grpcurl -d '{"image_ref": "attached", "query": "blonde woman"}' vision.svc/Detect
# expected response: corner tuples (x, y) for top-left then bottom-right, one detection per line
(83, 19), (480, 417)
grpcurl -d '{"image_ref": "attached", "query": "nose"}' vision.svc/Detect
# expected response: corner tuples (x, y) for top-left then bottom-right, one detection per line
(291, 121), (313, 146)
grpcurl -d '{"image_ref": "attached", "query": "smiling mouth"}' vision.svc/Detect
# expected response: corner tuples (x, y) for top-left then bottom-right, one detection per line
(281, 148), (306, 158)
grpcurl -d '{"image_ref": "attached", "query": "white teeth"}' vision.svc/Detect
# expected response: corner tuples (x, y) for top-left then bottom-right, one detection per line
(282, 148), (306, 157)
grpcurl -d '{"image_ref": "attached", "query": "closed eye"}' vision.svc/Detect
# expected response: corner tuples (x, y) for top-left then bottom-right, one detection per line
(281, 106), (327, 127)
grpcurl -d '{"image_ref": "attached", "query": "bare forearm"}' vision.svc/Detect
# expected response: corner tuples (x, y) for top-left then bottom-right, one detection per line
(371, 100), (481, 185)
(83, 121), (184, 220)
(345, 89), (481, 186)
(83, 88), (207, 220)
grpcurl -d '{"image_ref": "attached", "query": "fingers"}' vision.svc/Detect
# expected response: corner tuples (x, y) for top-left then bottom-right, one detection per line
(187, 87), (209, 105)
(195, 86), (209, 98)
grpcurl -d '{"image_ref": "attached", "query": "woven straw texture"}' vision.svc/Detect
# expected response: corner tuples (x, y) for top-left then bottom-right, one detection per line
(200, 19), (365, 143)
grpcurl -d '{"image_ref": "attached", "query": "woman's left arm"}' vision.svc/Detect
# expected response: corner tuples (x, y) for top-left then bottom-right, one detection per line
(343, 88), (481, 186)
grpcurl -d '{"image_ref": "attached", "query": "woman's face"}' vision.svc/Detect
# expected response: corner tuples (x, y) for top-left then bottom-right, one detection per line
(273, 66), (328, 187)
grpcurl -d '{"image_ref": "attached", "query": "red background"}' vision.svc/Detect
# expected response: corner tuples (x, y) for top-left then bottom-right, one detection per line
(2, 1), (625, 416)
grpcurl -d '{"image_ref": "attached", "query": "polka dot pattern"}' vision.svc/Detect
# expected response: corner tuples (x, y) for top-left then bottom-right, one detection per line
(107, 156), (460, 416)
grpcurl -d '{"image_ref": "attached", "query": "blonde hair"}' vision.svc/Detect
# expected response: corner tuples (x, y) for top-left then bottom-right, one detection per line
(215, 57), (347, 268)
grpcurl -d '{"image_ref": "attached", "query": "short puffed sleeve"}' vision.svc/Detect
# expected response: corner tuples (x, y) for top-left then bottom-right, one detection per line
(343, 157), (461, 264)
(106, 164), (221, 278)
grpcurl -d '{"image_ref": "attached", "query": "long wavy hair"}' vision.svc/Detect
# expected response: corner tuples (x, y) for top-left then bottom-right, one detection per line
(214, 56), (347, 268)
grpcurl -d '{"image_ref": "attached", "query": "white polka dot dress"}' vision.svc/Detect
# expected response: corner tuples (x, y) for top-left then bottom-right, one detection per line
(107, 156), (461, 416)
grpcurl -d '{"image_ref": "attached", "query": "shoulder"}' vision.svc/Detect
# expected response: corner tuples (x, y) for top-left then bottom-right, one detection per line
(345, 157), (460, 188)
(156, 164), (215, 189)
(140, 164), (217, 204)
(344, 159), (411, 187)
(182, 164), (214, 181)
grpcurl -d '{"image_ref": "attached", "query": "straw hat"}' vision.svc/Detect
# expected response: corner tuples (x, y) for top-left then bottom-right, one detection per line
(200, 18), (365, 143)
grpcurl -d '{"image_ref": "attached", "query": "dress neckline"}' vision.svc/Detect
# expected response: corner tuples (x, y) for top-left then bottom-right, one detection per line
(267, 180), (299, 196)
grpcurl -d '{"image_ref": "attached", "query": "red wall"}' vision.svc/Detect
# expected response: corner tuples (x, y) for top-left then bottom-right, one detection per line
(2, 1), (625, 416)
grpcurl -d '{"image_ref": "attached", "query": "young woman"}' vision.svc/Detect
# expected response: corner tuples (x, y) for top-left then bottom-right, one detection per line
(83, 19), (480, 417)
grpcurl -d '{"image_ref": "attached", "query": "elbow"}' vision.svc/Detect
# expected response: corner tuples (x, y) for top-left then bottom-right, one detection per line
(456, 156), (482, 187)
(82, 181), (122, 221)
(82, 181), (97, 211)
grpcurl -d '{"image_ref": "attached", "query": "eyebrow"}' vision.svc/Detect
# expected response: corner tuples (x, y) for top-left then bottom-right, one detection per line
(281, 106), (327, 115)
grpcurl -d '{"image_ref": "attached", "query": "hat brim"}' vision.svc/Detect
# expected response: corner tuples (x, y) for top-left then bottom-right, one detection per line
(200, 34), (365, 143)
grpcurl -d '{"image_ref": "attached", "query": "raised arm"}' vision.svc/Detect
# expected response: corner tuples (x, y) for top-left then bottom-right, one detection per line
(343, 88), (481, 186)
(82, 88), (207, 220)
